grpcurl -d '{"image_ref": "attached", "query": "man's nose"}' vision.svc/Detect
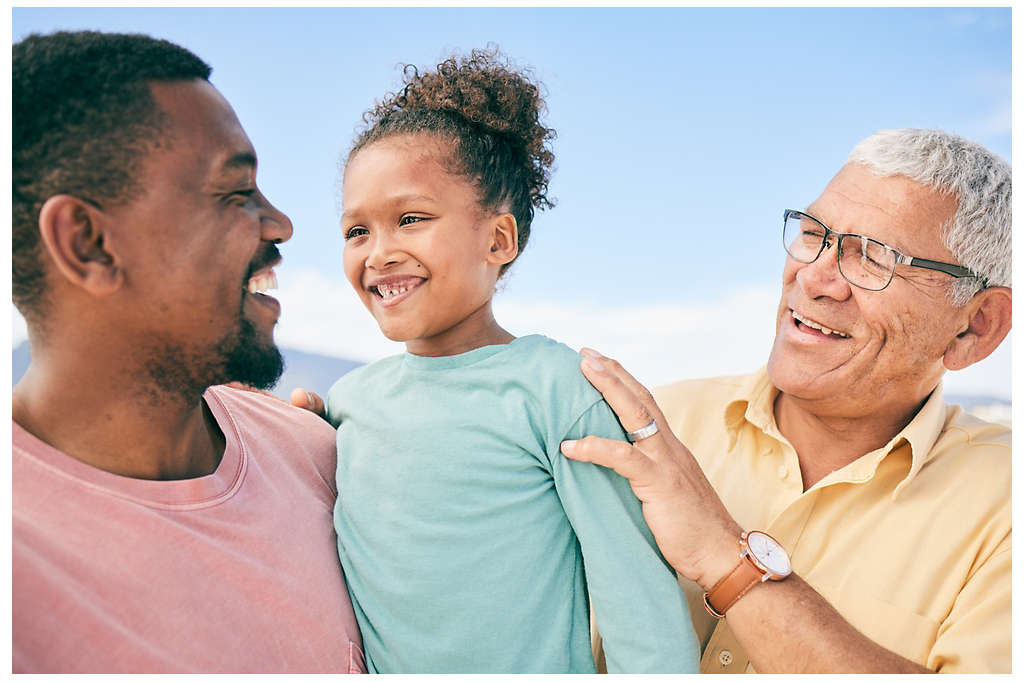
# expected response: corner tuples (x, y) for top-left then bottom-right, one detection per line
(794, 241), (852, 301)
(260, 193), (293, 244)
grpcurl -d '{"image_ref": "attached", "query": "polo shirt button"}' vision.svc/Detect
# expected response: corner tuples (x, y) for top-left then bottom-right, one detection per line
(778, 465), (788, 479)
(719, 650), (734, 666)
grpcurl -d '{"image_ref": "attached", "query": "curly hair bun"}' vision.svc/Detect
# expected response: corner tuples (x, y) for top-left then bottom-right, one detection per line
(351, 47), (556, 265)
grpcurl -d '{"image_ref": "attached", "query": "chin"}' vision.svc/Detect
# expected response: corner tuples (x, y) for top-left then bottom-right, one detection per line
(220, 318), (285, 390)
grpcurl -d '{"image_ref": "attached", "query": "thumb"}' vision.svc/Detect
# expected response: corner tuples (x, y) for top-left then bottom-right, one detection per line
(289, 387), (327, 421)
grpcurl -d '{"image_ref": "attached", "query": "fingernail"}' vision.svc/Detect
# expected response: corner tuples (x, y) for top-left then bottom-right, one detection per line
(580, 348), (602, 358)
(583, 356), (605, 372)
(306, 391), (314, 405)
(561, 440), (577, 454)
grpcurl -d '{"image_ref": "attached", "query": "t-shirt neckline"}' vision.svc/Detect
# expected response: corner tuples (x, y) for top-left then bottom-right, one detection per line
(11, 387), (244, 509)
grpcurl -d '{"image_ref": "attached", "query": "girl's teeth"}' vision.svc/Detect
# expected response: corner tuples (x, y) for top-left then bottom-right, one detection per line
(380, 284), (409, 300)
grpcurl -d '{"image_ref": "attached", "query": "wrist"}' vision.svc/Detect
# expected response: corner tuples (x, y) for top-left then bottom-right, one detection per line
(693, 522), (745, 591)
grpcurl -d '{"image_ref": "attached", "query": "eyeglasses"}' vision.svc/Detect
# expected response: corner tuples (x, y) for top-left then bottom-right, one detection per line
(782, 209), (983, 292)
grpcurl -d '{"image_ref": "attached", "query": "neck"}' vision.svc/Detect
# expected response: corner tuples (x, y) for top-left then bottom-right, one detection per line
(13, 342), (225, 480)
(773, 391), (927, 490)
(405, 300), (515, 357)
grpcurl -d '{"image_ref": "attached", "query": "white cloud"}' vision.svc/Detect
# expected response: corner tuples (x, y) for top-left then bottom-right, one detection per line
(11, 306), (28, 346)
(494, 286), (780, 389)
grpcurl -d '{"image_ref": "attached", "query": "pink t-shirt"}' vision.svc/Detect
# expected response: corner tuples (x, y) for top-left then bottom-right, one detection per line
(13, 385), (365, 673)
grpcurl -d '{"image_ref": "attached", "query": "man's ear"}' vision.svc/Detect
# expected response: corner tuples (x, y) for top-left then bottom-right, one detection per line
(37, 195), (122, 296)
(943, 286), (1012, 371)
(486, 213), (519, 266)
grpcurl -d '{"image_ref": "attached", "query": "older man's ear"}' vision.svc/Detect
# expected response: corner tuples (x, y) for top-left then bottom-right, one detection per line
(37, 194), (122, 296)
(943, 286), (1012, 371)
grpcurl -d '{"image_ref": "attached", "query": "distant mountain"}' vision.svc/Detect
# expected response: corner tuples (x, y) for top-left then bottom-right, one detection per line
(271, 347), (363, 400)
(11, 341), (362, 400)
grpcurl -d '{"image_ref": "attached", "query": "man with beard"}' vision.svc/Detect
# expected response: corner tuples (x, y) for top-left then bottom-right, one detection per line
(12, 31), (364, 673)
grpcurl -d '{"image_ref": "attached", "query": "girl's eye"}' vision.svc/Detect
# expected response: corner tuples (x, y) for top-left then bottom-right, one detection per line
(399, 215), (426, 227)
(344, 226), (369, 240)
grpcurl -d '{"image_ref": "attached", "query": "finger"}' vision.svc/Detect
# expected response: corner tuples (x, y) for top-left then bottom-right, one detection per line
(578, 354), (667, 441)
(224, 381), (285, 401)
(289, 387), (327, 420)
(580, 348), (668, 429)
(561, 435), (658, 482)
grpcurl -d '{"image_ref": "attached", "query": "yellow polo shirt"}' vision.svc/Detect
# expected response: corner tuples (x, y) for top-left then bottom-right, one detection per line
(650, 368), (1010, 673)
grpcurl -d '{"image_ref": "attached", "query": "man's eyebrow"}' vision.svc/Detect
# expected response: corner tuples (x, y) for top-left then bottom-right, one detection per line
(220, 151), (258, 173)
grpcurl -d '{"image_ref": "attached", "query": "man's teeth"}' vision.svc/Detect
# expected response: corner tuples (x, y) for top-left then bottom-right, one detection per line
(376, 283), (412, 300)
(247, 271), (278, 295)
(792, 310), (849, 338)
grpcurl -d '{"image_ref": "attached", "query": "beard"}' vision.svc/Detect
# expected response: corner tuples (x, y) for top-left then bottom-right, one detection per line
(216, 316), (285, 390)
(142, 315), (285, 403)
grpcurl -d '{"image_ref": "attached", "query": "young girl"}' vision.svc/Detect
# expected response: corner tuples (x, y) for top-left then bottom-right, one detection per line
(326, 49), (697, 673)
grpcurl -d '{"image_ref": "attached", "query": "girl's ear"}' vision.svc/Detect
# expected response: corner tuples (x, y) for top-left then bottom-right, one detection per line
(37, 194), (123, 296)
(486, 213), (519, 266)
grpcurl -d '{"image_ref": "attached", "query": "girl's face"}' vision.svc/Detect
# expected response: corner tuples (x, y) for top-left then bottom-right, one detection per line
(341, 135), (517, 356)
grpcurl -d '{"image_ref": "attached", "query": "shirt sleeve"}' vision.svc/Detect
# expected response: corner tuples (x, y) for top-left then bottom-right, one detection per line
(928, 537), (1011, 673)
(547, 398), (700, 673)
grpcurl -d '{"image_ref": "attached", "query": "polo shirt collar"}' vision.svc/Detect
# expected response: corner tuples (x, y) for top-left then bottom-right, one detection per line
(721, 367), (948, 498)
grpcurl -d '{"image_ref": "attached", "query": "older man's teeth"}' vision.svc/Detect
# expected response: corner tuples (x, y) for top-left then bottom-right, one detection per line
(792, 310), (849, 338)
(247, 271), (278, 295)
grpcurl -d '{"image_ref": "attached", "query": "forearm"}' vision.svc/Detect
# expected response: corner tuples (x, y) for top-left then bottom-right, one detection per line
(723, 574), (932, 673)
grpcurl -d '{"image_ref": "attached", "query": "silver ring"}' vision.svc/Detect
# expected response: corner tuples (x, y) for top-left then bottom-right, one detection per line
(626, 419), (659, 442)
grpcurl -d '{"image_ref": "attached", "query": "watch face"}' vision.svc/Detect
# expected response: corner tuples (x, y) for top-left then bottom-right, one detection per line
(747, 531), (792, 576)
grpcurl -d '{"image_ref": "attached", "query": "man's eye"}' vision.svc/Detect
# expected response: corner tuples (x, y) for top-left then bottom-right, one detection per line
(228, 189), (256, 204)
(344, 226), (369, 240)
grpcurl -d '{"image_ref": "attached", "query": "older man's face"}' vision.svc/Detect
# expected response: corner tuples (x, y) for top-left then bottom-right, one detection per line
(766, 163), (968, 417)
(100, 79), (293, 393)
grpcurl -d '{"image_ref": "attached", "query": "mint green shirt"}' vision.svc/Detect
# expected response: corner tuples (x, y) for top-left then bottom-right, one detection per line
(326, 335), (698, 673)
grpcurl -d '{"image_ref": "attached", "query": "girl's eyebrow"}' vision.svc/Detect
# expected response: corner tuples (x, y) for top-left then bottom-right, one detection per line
(342, 193), (437, 220)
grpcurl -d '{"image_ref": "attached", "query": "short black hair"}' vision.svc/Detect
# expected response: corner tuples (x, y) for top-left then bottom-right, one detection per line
(13, 30), (212, 319)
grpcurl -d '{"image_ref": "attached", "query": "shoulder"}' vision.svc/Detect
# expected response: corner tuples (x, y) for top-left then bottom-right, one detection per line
(653, 372), (754, 424)
(324, 354), (404, 421)
(206, 386), (338, 482)
(508, 335), (602, 403)
(207, 385), (335, 439)
(327, 355), (402, 396)
(923, 405), (1011, 488)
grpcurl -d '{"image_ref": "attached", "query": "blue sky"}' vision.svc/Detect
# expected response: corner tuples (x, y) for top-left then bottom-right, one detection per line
(11, 7), (1012, 398)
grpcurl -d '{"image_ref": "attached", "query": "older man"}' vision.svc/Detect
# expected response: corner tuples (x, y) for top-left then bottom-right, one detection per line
(567, 129), (1011, 673)
(12, 31), (364, 672)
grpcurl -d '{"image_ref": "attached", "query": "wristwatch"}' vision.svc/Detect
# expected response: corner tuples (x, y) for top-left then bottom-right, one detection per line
(703, 530), (792, 618)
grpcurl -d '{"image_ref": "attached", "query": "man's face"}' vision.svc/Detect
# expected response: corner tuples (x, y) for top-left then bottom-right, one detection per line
(102, 79), (292, 394)
(766, 163), (969, 418)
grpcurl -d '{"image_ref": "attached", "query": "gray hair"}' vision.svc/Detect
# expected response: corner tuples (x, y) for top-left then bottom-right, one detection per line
(847, 128), (1011, 306)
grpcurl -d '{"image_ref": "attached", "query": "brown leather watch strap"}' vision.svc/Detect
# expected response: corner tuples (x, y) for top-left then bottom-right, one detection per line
(703, 552), (765, 618)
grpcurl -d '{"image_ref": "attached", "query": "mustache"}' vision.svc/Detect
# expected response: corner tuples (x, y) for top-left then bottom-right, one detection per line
(245, 244), (282, 280)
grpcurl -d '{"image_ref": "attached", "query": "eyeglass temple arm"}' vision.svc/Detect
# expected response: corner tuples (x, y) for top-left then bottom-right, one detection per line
(900, 254), (980, 280)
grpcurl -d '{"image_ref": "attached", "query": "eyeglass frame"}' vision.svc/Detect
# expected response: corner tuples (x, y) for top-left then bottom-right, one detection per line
(782, 209), (985, 291)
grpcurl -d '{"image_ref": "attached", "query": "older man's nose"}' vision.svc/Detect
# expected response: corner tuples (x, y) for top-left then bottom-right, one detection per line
(795, 244), (852, 302)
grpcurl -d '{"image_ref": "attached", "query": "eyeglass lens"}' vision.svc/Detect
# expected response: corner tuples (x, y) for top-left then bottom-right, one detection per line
(783, 212), (895, 291)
